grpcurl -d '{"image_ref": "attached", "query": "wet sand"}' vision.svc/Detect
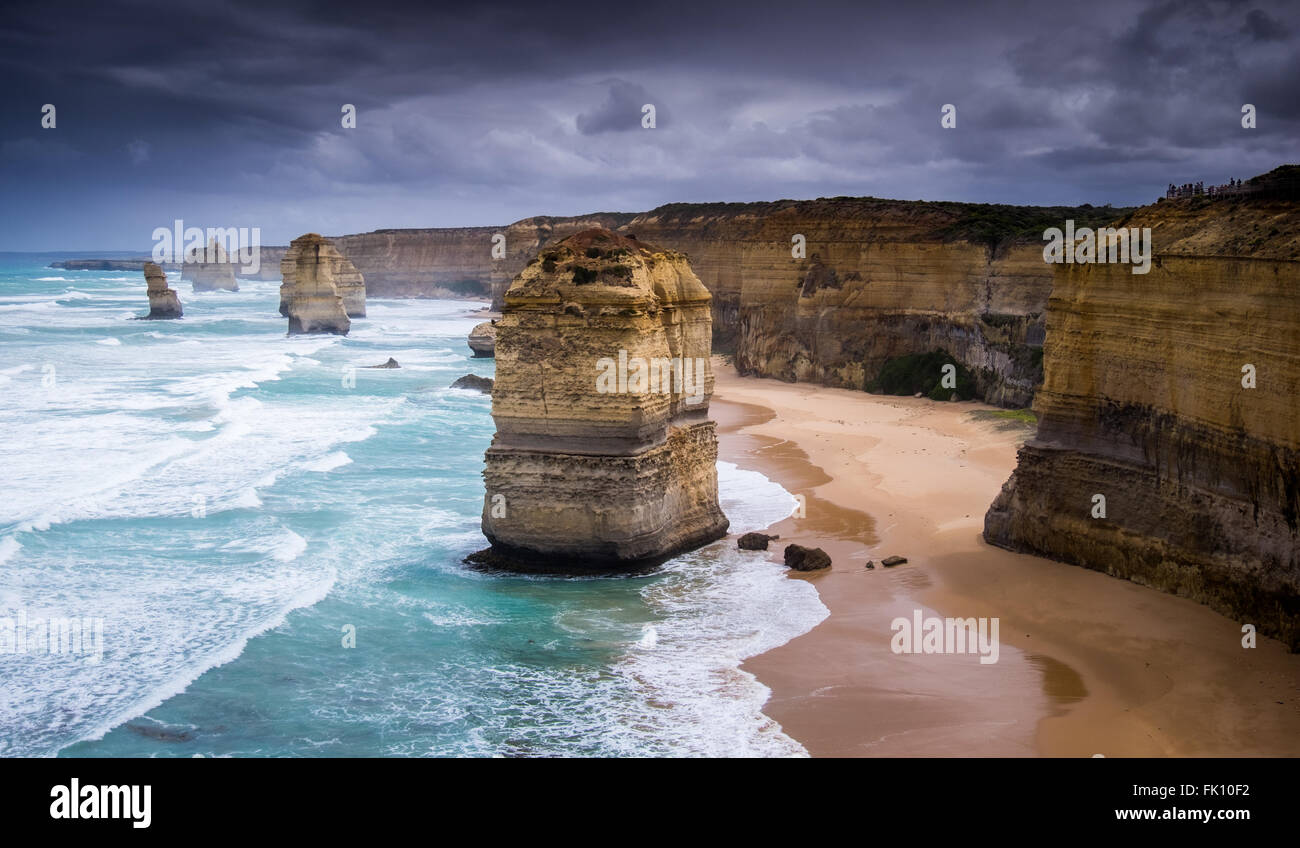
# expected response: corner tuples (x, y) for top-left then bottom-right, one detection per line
(711, 363), (1300, 757)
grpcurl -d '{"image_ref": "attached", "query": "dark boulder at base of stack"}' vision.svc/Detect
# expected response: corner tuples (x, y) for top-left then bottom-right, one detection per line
(784, 544), (832, 571)
(738, 532), (779, 551)
(140, 262), (182, 319)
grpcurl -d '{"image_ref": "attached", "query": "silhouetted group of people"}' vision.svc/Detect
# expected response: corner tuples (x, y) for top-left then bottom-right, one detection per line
(1166, 178), (1246, 199)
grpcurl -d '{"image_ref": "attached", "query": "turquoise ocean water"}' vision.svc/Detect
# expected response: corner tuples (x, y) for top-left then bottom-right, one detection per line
(0, 257), (826, 757)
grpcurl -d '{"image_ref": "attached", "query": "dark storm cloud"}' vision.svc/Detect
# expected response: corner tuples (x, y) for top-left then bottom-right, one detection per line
(576, 81), (662, 134)
(0, 0), (1296, 249)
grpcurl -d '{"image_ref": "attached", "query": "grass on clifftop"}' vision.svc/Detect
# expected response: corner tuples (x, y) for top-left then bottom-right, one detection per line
(936, 203), (1138, 251)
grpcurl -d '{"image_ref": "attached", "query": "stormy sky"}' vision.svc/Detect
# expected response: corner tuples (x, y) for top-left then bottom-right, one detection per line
(1, 0), (1296, 250)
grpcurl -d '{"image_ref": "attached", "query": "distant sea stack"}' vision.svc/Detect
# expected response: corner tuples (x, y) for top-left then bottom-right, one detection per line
(280, 233), (351, 335)
(476, 228), (728, 569)
(279, 234), (366, 317)
(141, 262), (182, 319)
(182, 239), (239, 292)
(985, 171), (1300, 649)
(467, 320), (496, 357)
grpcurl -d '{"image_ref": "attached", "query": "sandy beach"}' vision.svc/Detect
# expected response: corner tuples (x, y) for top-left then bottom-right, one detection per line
(711, 362), (1300, 757)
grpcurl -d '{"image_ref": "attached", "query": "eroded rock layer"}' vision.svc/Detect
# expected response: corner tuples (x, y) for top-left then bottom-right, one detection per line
(481, 229), (728, 567)
(985, 241), (1300, 648)
(142, 261), (181, 319)
(279, 235), (365, 317)
(281, 233), (351, 335)
(467, 320), (496, 357)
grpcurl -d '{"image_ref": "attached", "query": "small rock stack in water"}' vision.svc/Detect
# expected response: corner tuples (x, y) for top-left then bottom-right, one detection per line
(182, 238), (239, 292)
(142, 261), (182, 319)
(478, 228), (728, 568)
(280, 233), (352, 335)
(279, 234), (366, 318)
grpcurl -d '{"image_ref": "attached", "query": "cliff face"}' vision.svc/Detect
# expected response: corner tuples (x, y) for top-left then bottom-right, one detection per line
(281, 234), (351, 335)
(332, 214), (631, 299)
(479, 228), (728, 567)
(986, 193), (1300, 649)
(182, 239), (239, 292)
(280, 235), (366, 317)
(615, 200), (1061, 407)
(142, 262), (181, 319)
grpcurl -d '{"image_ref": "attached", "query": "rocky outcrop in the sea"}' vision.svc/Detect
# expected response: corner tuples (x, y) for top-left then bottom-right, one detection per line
(141, 262), (181, 319)
(279, 235), (365, 317)
(985, 180), (1300, 649)
(477, 228), (728, 568)
(468, 321), (497, 357)
(280, 233), (351, 335)
(450, 374), (493, 393)
(182, 239), (239, 292)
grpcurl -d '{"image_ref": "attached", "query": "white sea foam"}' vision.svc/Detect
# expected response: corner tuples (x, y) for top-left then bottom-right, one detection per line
(302, 451), (352, 473)
(609, 461), (827, 757)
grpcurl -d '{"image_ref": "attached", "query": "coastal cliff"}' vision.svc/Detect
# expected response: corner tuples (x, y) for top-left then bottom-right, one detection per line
(332, 214), (631, 299)
(280, 235), (366, 317)
(280, 233), (351, 335)
(985, 181), (1300, 648)
(477, 228), (727, 567)
(141, 262), (181, 318)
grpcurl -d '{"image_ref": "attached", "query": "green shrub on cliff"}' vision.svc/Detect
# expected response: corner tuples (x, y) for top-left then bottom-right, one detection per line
(866, 350), (977, 400)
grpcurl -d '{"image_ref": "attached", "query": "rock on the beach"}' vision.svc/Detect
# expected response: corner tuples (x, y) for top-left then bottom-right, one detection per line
(737, 532), (779, 551)
(182, 238), (239, 292)
(783, 544), (832, 571)
(450, 374), (493, 393)
(279, 234), (366, 318)
(478, 228), (728, 568)
(142, 262), (182, 319)
(865, 560), (875, 569)
(281, 233), (351, 335)
(468, 320), (497, 358)
(881, 555), (908, 567)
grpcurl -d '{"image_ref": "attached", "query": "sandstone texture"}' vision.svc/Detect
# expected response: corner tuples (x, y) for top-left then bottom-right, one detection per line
(986, 182), (1300, 649)
(480, 228), (728, 567)
(141, 261), (181, 319)
(280, 235), (365, 317)
(280, 233), (351, 335)
(182, 239), (240, 292)
(468, 321), (497, 357)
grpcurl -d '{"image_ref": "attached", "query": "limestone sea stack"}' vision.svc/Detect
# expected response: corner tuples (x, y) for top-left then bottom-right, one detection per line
(182, 239), (239, 292)
(279, 234), (366, 317)
(141, 262), (181, 319)
(467, 320), (496, 357)
(476, 228), (728, 568)
(985, 179), (1300, 649)
(280, 233), (351, 335)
